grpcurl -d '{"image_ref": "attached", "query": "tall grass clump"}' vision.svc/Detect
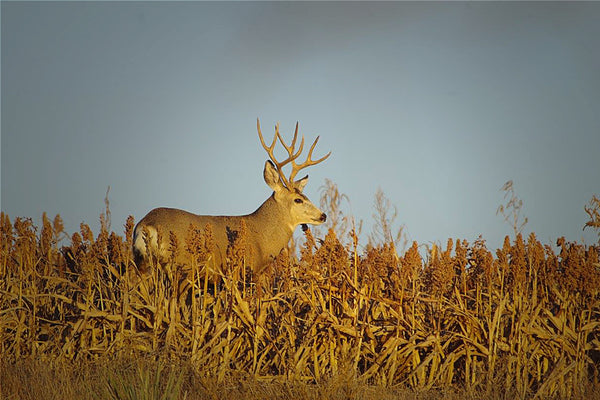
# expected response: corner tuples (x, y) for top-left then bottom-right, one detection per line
(1, 190), (600, 399)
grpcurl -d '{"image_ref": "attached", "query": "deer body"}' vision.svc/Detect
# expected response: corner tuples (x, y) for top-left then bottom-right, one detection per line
(133, 120), (330, 274)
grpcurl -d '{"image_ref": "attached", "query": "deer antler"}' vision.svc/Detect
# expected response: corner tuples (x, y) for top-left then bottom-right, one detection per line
(257, 119), (302, 188)
(257, 119), (330, 189)
(288, 133), (331, 184)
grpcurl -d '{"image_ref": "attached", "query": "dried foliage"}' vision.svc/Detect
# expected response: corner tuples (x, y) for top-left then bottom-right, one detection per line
(369, 188), (407, 252)
(584, 194), (600, 243)
(497, 180), (529, 237)
(319, 178), (353, 242)
(2, 194), (600, 399)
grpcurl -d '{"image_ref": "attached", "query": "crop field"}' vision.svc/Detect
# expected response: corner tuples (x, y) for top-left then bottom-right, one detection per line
(1, 193), (600, 399)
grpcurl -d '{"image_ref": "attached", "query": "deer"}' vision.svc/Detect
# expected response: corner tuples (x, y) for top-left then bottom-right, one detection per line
(132, 119), (330, 275)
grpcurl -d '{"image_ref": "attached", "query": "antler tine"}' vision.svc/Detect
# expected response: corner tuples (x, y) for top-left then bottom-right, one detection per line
(273, 123), (305, 168)
(257, 118), (278, 152)
(276, 122), (305, 166)
(289, 135), (332, 183)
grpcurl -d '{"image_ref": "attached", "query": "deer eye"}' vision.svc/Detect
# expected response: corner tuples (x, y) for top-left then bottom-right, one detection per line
(294, 198), (304, 204)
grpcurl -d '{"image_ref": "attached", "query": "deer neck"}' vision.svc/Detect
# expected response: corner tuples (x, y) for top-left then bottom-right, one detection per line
(248, 193), (295, 243)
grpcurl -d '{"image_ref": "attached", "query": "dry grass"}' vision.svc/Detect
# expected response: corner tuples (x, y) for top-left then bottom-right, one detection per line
(0, 356), (535, 400)
(1, 191), (600, 399)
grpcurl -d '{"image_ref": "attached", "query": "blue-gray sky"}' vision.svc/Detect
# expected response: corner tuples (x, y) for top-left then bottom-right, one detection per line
(2, 2), (599, 250)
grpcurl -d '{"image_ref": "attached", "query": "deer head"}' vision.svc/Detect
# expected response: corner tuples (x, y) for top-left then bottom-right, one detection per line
(257, 119), (330, 228)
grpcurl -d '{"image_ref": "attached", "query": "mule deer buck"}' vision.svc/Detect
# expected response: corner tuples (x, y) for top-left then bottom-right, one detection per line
(133, 119), (330, 275)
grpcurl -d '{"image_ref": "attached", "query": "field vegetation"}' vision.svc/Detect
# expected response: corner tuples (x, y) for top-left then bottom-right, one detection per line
(1, 187), (600, 399)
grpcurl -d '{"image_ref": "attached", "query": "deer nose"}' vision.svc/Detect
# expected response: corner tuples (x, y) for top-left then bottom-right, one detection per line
(320, 213), (327, 222)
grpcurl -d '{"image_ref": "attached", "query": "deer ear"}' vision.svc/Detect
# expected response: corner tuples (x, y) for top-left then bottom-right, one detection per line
(294, 175), (309, 192)
(264, 160), (283, 192)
